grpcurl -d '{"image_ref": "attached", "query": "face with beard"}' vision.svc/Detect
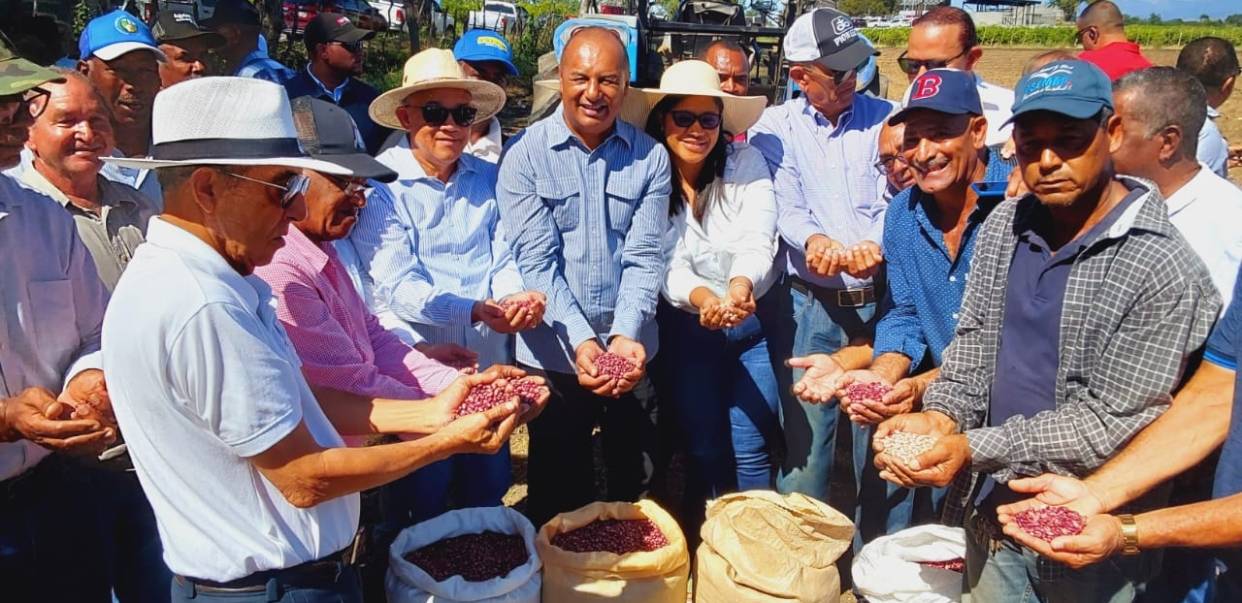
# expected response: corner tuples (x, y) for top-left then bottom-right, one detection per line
(81, 51), (160, 130)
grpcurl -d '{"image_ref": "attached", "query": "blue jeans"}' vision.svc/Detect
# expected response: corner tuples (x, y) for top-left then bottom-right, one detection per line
(965, 508), (1139, 603)
(655, 294), (784, 534)
(379, 446), (511, 530)
(777, 283), (915, 544)
(92, 467), (172, 603)
(170, 567), (362, 602)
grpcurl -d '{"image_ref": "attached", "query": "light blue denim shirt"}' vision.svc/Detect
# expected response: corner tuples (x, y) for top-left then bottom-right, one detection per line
(496, 108), (671, 373)
(749, 93), (896, 289)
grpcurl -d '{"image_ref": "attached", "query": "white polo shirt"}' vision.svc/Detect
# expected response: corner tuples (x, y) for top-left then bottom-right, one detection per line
(975, 74), (1014, 147)
(1165, 165), (1242, 308)
(102, 217), (359, 581)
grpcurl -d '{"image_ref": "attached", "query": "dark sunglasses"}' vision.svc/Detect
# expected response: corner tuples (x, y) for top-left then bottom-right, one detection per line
(896, 49), (969, 75)
(413, 102), (478, 127)
(332, 40), (365, 53)
(669, 110), (722, 130)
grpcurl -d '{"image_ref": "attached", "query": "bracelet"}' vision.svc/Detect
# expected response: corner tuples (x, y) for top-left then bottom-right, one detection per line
(1117, 514), (1140, 555)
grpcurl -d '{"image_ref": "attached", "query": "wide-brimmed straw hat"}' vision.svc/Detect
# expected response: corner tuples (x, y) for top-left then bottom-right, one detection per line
(369, 48), (506, 130)
(621, 60), (767, 134)
(100, 77), (353, 175)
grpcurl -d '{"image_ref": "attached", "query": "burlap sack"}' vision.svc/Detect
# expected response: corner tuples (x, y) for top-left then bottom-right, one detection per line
(536, 499), (690, 603)
(694, 491), (855, 603)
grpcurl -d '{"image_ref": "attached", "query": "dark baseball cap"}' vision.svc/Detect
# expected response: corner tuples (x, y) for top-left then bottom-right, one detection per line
(203, 0), (262, 28)
(1007, 59), (1113, 125)
(888, 69), (983, 125)
(784, 7), (877, 72)
(290, 96), (396, 182)
(152, 10), (225, 46)
(305, 13), (374, 49)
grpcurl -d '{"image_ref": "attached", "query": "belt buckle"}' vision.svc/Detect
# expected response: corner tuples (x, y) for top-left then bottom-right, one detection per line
(837, 289), (865, 308)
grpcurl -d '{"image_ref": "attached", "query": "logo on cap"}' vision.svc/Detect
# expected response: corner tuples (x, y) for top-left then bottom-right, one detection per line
(912, 74), (942, 101)
(1022, 64), (1075, 99)
(173, 13), (194, 23)
(831, 15), (853, 34)
(116, 16), (139, 34)
(477, 35), (508, 51)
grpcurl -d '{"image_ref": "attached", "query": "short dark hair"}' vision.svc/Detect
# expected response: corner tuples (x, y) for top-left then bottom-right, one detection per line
(1114, 67), (1206, 159)
(644, 94), (729, 219)
(1078, 0), (1124, 31)
(911, 6), (978, 50)
(701, 39), (746, 60)
(1177, 37), (1240, 89)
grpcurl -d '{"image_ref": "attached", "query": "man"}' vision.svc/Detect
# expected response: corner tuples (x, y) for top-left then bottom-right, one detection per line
(899, 6), (1013, 147)
(701, 38), (750, 95)
(100, 76), (529, 603)
(874, 60), (1220, 601)
(152, 10), (224, 88)
(876, 119), (914, 201)
(204, 0), (294, 83)
(283, 14), (385, 154)
(351, 48), (545, 523)
(749, 7), (895, 521)
(497, 27), (670, 527)
(1112, 67), (1242, 306)
(0, 43), (137, 602)
(19, 70), (160, 290)
(1178, 36), (1238, 179)
(1076, 0), (1152, 81)
(453, 29), (518, 163)
(79, 9), (166, 205)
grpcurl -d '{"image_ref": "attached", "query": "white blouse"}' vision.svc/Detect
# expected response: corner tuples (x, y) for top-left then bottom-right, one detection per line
(662, 143), (780, 313)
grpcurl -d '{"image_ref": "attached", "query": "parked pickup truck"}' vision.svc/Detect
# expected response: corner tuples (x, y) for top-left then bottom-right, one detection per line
(368, 0), (453, 34)
(466, 1), (526, 35)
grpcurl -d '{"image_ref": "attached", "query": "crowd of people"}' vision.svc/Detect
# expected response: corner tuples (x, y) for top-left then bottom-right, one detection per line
(1, 0), (1242, 601)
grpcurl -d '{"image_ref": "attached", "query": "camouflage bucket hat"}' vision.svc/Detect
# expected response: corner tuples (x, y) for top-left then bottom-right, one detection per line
(0, 39), (63, 96)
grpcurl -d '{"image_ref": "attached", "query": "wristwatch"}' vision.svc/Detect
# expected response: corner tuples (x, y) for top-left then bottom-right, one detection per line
(1117, 514), (1140, 555)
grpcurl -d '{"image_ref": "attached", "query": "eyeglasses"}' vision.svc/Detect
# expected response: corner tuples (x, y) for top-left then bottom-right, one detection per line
(873, 154), (907, 175)
(669, 110), (722, 130)
(222, 171), (310, 208)
(411, 102), (478, 127)
(0, 87), (50, 123)
(896, 49), (969, 75)
(332, 40), (365, 54)
(327, 174), (368, 196)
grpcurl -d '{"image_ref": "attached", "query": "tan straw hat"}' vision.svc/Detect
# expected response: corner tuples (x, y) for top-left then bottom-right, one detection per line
(621, 60), (767, 134)
(368, 48), (507, 131)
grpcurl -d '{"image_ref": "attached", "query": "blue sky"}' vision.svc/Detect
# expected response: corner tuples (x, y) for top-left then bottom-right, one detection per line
(1110, 0), (1239, 20)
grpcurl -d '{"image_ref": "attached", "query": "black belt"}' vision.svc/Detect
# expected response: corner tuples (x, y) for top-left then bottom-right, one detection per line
(179, 530), (365, 594)
(788, 277), (876, 308)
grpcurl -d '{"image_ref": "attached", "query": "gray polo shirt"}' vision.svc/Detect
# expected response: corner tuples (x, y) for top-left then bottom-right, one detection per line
(19, 167), (160, 290)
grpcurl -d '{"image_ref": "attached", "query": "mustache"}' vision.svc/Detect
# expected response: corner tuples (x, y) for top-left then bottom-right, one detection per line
(909, 155), (950, 173)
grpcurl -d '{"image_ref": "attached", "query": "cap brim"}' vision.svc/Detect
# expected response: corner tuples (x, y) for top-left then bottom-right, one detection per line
(336, 28), (375, 44)
(814, 40), (877, 72)
(460, 55), (519, 76)
(1004, 97), (1107, 127)
(94, 42), (168, 63)
(368, 78), (506, 131)
(310, 152), (397, 182)
(620, 88), (768, 135)
(100, 155), (355, 176)
(0, 57), (65, 95)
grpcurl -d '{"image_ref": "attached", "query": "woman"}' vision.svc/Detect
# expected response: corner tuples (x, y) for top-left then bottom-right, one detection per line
(635, 60), (783, 536)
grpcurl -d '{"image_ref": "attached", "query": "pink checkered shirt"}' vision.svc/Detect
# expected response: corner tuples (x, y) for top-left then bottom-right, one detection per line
(254, 226), (460, 400)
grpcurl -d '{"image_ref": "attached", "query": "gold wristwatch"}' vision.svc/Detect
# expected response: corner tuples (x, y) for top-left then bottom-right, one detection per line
(1117, 514), (1140, 556)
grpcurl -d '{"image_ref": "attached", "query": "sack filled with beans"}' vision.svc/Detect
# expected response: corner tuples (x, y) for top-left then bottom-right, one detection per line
(851, 524), (967, 603)
(694, 491), (854, 603)
(387, 506), (541, 603)
(536, 500), (689, 603)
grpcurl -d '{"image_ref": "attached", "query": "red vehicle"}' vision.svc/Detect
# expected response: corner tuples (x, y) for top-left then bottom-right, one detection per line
(283, 0), (387, 35)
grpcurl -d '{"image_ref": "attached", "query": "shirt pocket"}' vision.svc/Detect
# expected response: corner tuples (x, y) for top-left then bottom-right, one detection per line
(605, 177), (644, 234)
(536, 177), (580, 231)
(27, 279), (79, 368)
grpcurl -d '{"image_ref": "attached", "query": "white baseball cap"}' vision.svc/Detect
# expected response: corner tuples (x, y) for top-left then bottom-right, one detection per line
(784, 8), (877, 71)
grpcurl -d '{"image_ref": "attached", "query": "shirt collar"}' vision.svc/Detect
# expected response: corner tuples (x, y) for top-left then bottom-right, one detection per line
(548, 105), (634, 151)
(281, 224), (332, 273)
(18, 165), (134, 211)
(1207, 105), (1221, 119)
(375, 133), (476, 183)
(1012, 177), (1168, 247)
(1164, 164), (1208, 216)
(800, 94), (855, 132)
(145, 216), (271, 313)
(465, 117), (504, 158)
(305, 64), (350, 102)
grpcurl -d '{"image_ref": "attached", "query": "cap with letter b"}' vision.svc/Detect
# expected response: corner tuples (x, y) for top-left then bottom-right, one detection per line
(888, 68), (982, 125)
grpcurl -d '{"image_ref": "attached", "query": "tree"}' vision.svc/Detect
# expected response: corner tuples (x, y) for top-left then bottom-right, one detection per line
(1047, 0), (1081, 22)
(1148, 12), (1161, 24)
(839, 0), (895, 17)
(1227, 14), (1242, 25)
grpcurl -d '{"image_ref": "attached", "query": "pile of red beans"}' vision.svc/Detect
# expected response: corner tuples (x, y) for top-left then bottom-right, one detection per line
(405, 531), (528, 582)
(550, 519), (669, 555)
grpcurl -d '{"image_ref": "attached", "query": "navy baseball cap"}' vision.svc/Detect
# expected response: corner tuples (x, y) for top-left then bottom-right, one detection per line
(1006, 60), (1113, 125)
(888, 69), (982, 125)
(79, 9), (167, 62)
(203, 0), (263, 28)
(453, 29), (518, 76)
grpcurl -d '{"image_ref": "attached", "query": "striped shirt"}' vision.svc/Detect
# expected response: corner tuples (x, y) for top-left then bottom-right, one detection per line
(496, 108), (671, 373)
(749, 93), (895, 289)
(350, 136), (523, 367)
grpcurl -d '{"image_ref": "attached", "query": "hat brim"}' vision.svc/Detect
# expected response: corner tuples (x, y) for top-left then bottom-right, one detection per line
(368, 78), (506, 130)
(159, 31), (226, 48)
(1003, 96), (1108, 127)
(310, 152), (397, 182)
(887, 105), (976, 126)
(1, 58), (65, 95)
(93, 42), (168, 63)
(100, 155), (356, 177)
(813, 40), (877, 73)
(460, 56), (519, 76)
(620, 87), (768, 135)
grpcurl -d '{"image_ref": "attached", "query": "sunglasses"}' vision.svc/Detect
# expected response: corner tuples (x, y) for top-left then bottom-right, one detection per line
(327, 174), (368, 196)
(332, 40), (365, 54)
(412, 102), (478, 127)
(896, 49), (969, 75)
(0, 87), (50, 123)
(669, 110), (722, 130)
(222, 171), (310, 208)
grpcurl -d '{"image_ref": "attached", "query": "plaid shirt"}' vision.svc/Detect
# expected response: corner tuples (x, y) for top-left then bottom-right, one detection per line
(924, 177), (1221, 528)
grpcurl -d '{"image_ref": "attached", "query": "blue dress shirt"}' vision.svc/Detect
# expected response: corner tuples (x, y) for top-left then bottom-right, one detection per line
(496, 109), (671, 373)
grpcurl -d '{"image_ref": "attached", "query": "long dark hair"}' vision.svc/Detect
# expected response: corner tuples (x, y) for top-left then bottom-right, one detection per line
(644, 95), (731, 220)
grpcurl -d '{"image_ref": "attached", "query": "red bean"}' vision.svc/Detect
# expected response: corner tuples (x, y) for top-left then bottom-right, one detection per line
(405, 531), (528, 582)
(594, 353), (636, 380)
(500, 298), (538, 312)
(920, 558), (965, 572)
(455, 383), (515, 417)
(511, 377), (545, 406)
(1013, 506), (1086, 542)
(845, 381), (892, 403)
(550, 518), (668, 554)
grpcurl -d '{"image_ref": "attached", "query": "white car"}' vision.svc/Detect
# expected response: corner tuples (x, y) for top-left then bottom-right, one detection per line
(467, 1), (525, 34)
(367, 0), (453, 34)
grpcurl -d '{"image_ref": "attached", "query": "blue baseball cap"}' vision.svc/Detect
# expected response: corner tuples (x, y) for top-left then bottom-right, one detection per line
(79, 9), (166, 63)
(453, 29), (518, 76)
(888, 69), (982, 126)
(1007, 60), (1113, 125)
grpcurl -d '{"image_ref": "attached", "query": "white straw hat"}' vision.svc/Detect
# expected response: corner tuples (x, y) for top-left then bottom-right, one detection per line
(621, 60), (767, 134)
(369, 48), (507, 130)
(100, 77), (352, 175)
